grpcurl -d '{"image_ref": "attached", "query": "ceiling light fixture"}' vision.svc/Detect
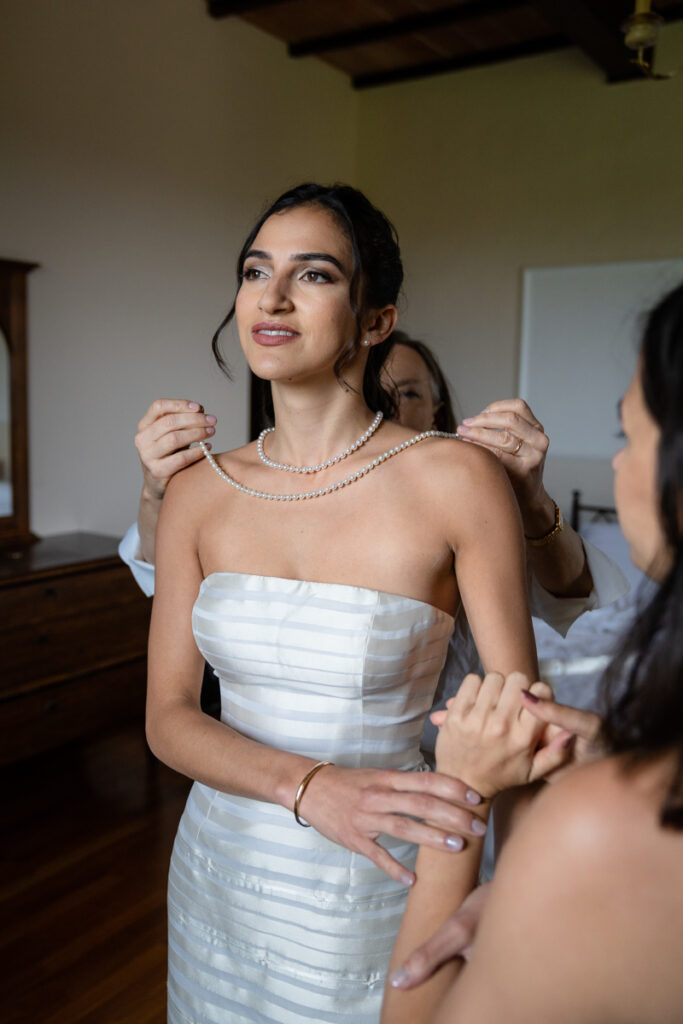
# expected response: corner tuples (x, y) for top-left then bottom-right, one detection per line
(621, 0), (680, 78)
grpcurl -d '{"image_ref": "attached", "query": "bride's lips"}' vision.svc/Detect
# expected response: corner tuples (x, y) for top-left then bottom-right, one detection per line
(252, 322), (300, 347)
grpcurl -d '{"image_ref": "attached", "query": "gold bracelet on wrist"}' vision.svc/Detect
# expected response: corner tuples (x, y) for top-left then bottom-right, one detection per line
(293, 761), (333, 827)
(525, 499), (564, 547)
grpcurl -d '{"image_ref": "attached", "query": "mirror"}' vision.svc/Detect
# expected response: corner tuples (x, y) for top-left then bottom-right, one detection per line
(0, 331), (11, 516)
(0, 259), (38, 547)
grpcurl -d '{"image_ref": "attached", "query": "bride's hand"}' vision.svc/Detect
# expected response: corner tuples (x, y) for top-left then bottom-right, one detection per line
(295, 764), (488, 886)
(431, 672), (570, 799)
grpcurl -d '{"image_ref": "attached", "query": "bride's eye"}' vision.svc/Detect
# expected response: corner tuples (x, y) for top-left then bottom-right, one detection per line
(302, 270), (332, 284)
(242, 267), (265, 281)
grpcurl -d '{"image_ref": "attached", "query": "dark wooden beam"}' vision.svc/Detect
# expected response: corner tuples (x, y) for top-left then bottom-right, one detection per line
(353, 34), (569, 89)
(531, 0), (649, 81)
(289, 0), (523, 58)
(588, 0), (683, 21)
(207, 0), (291, 18)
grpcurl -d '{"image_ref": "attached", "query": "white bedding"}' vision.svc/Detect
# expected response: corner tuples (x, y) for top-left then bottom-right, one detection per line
(534, 520), (652, 712)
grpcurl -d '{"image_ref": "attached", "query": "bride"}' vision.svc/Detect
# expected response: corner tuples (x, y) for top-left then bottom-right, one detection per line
(146, 183), (543, 1023)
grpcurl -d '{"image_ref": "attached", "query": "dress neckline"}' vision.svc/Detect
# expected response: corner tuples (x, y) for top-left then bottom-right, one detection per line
(201, 570), (456, 624)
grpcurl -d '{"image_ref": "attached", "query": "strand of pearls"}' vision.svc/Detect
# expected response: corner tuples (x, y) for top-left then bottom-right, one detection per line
(200, 430), (458, 501)
(257, 411), (383, 474)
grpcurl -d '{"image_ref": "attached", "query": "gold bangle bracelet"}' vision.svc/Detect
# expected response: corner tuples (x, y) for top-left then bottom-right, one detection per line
(525, 499), (564, 547)
(293, 761), (333, 827)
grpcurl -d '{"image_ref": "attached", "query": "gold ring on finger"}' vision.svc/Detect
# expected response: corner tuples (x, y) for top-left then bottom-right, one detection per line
(510, 436), (523, 455)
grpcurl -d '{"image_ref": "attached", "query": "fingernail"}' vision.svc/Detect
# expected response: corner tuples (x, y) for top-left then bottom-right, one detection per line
(461, 417), (474, 425)
(188, 402), (200, 411)
(445, 835), (464, 851)
(471, 819), (487, 836)
(465, 788), (482, 805)
(457, 423), (471, 433)
(521, 689), (538, 703)
(206, 426), (215, 436)
(389, 968), (411, 989)
(401, 870), (415, 887)
(205, 414), (217, 424)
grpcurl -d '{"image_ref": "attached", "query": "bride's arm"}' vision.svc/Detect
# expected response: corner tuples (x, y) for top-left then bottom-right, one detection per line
(146, 464), (317, 801)
(382, 443), (543, 1023)
(146, 462), (489, 885)
(445, 441), (539, 682)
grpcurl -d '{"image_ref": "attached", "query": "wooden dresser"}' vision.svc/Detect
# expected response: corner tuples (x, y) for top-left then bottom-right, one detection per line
(0, 532), (152, 765)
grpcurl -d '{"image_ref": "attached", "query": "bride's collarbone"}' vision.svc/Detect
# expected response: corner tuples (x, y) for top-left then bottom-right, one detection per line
(203, 425), (449, 508)
(198, 445), (456, 606)
(198, 514), (459, 617)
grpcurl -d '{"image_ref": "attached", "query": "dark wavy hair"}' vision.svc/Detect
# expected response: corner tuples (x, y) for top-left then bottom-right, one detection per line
(212, 182), (403, 422)
(374, 330), (459, 432)
(601, 280), (683, 829)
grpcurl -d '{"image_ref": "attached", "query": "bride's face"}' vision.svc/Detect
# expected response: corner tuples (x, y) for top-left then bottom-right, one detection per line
(235, 204), (360, 385)
(612, 365), (669, 579)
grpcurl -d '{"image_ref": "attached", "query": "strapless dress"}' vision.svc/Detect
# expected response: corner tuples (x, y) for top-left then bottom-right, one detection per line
(167, 572), (453, 1023)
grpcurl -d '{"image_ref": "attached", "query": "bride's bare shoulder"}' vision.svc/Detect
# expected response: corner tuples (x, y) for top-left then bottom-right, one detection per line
(386, 424), (506, 486)
(161, 441), (256, 510)
(404, 430), (516, 523)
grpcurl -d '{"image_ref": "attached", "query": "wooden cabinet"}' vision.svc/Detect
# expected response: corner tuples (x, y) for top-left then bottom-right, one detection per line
(0, 532), (151, 764)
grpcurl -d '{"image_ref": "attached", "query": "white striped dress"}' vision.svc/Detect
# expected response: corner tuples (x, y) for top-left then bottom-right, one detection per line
(167, 572), (453, 1023)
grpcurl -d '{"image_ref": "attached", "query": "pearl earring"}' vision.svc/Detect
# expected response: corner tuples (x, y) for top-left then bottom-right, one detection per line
(362, 338), (371, 347)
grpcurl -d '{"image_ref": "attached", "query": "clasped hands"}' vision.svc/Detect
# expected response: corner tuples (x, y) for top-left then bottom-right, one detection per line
(432, 671), (564, 799)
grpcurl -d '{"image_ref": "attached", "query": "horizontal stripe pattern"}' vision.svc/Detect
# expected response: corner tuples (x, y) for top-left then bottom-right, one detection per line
(168, 573), (452, 1023)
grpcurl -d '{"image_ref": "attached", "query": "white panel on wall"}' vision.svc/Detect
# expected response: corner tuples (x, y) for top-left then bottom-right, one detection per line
(519, 260), (683, 459)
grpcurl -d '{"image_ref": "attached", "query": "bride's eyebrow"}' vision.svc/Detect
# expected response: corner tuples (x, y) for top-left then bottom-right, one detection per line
(291, 252), (346, 272)
(244, 249), (270, 262)
(243, 249), (347, 272)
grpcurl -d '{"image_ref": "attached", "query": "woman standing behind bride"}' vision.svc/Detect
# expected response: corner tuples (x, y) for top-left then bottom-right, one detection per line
(146, 183), (542, 1023)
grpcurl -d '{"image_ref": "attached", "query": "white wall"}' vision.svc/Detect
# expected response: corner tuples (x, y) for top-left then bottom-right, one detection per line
(1, 0), (356, 535)
(356, 25), (683, 511)
(3, 4), (683, 534)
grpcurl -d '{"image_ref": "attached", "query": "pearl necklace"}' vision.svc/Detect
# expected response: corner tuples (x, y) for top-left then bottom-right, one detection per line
(200, 430), (457, 501)
(257, 411), (383, 474)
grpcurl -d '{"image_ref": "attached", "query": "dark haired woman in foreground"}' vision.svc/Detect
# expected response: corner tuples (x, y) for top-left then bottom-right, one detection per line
(146, 184), (544, 1022)
(383, 281), (683, 1024)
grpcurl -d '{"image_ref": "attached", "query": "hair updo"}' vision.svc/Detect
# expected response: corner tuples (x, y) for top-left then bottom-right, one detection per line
(211, 183), (403, 419)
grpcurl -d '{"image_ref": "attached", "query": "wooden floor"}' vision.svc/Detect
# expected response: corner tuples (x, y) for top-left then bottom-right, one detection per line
(1, 723), (191, 1023)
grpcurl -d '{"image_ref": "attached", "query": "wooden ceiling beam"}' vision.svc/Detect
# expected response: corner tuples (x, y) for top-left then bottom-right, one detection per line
(207, 0), (291, 18)
(353, 34), (569, 89)
(530, 0), (648, 81)
(289, 0), (524, 58)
